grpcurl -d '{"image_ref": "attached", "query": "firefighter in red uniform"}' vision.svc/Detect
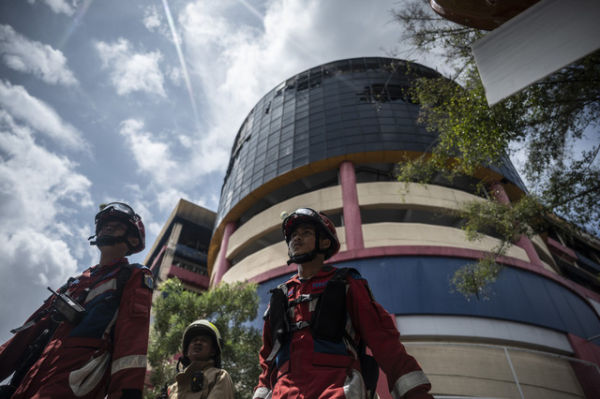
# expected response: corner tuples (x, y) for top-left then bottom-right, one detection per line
(0, 202), (153, 399)
(253, 208), (434, 399)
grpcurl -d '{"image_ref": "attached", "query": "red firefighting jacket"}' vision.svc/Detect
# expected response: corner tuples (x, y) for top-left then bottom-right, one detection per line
(254, 266), (433, 399)
(0, 258), (153, 399)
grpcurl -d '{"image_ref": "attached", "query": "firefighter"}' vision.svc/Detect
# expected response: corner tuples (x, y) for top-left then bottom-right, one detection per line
(0, 202), (153, 399)
(167, 320), (234, 399)
(253, 208), (434, 399)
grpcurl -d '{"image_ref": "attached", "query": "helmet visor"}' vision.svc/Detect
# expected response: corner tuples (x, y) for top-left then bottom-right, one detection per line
(293, 208), (319, 217)
(102, 202), (136, 217)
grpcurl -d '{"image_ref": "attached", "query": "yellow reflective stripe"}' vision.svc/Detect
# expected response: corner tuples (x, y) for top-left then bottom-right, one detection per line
(111, 354), (147, 375)
(392, 370), (430, 398)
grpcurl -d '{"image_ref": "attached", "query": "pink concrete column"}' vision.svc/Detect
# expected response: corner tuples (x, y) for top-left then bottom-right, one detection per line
(340, 161), (364, 250)
(567, 333), (600, 397)
(490, 182), (544, 268)
(211, 221), (236, 286)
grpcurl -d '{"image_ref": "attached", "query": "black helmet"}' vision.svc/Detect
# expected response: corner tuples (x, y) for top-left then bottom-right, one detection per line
(180, 320), (223, 368)
(282, 208), (340, 264)
(89, 202), (145, 255)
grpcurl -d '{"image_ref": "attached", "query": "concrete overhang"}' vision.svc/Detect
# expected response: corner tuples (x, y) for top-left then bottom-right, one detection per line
(430, 0), (600, 105)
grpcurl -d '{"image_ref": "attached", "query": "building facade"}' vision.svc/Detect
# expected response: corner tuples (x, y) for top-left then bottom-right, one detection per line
(201, 57), (600, 398)
(145, 198), (215, 292)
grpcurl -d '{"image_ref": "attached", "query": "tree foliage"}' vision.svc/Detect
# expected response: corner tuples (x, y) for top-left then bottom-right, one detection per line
(450, 195), (548, 299)
(392, 0), (600, 298)
(146, 278), (261, 399)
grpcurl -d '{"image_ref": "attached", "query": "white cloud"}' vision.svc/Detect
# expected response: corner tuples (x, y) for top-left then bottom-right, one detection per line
(0, 229), (79, 343)
(95, 38), (166, 97)
(0, 24), (78, 86)
(0, 80), (85, 150)
(143, 5), (162, 31)
(0, 111), (92, 230)
(0, 110), (92, 342)
(147, 222), (163, 239)
(118, 119), (179, 184)
(168, 65), (183, 86)
(155, 187), (192, 213)
(117, 119), (220, 210)
(27, 0), (79, 16)
(107, 0), (409, 219)
(177, 0), (406, 177)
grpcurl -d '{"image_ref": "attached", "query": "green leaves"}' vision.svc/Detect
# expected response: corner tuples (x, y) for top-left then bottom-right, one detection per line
(393, 1), (600, 298)
(147, 279), (261, 399)
(450, 257), (502, 301)
(449, 196), (548, 300)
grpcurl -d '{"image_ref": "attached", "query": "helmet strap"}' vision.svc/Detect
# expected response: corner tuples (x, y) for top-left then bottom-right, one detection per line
(287, 250), (318, 265)
(177, 356), (191, 371)
(286, 228), (325, 265)
(89, 225), (137, 254)
(89, 234), (135, 253)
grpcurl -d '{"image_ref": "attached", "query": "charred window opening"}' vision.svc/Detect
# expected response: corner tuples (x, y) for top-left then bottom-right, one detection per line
(297, 74), (309, 91)
(357, 84), (410, 103)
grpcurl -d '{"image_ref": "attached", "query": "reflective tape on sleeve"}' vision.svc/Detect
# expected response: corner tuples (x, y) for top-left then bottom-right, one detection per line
(253, 386), (272, 399)
(391, 370), (430, 398)
(111, 354), (147, 375)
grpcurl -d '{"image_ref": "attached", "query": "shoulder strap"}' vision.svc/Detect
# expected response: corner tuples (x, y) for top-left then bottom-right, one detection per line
(115, 264), (134, 298)
(335, 268), (378, 398)
(310, 268), (351, 342)
(332, 267), (361, 282)
(265, 283), (290, 362)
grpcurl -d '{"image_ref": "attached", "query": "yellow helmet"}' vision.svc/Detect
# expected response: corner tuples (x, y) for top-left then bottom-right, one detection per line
(181, 319), (223, 367)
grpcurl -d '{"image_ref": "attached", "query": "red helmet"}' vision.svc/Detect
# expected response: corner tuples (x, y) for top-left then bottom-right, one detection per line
(94, 202), (145, 255)
(282, 208), (340, 260)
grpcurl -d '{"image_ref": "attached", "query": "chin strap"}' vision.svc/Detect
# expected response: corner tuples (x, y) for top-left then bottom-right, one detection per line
(286, 229), (326, 265)
(89, 221), (138, 255)
(287, 250), (318, 265)
(176, 356), (191, 372)
(88, 234), (135, 253)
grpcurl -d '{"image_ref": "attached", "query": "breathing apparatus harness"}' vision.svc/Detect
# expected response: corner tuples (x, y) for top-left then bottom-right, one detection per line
(266, 267), (379, 399)
(1, 263), (137, 399)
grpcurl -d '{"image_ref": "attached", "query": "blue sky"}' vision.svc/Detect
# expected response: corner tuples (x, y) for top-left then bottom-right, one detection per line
(0, 0), (449, 343)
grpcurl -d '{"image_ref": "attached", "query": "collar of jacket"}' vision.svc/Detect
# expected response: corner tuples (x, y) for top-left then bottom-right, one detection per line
(89, 258), (128, 275)
(177, 359), (216, 380)
(290, 265), (336, 284)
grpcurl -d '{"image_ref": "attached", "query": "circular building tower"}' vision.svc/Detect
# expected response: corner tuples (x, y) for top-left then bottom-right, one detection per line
(208, 57), (600, 398)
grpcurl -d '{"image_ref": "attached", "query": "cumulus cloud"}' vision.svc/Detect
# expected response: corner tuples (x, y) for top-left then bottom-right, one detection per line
(118, 119), (179, 184)
(95, 38), (166, 97)
(155, 187), (197, 213)
(108, 0), (408, 217)
(0, 24), (78, 86)
(0, 80), (85, 149)
(0, 110), (92, 342)
(27, 0), (79, 16)
(143, 5), (162, 31)
(168, 65), (183, 86)
(177, 0), (405, 177)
